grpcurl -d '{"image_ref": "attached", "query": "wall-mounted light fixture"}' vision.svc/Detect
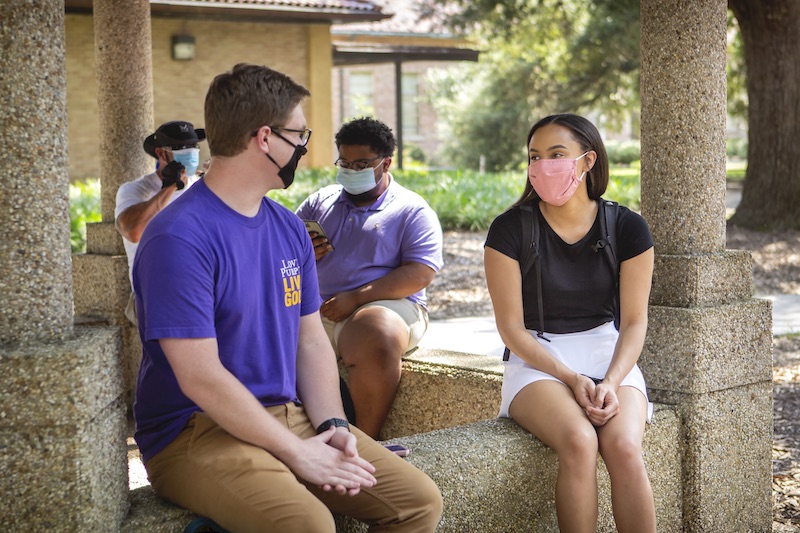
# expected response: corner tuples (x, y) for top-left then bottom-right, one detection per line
(171, 35), (196, 61)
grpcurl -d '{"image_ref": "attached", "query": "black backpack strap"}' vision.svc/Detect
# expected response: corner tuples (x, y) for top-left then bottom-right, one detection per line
(518, 204), (535, 278)
(503, 203), (548, 362)
(592, 199), (621, 328)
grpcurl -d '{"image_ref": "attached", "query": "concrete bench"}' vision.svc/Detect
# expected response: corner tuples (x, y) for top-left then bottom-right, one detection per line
(121, 349), (682, 532)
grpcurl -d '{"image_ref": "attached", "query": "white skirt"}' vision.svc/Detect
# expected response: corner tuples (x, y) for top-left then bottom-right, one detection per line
(499, 322), (653, 422)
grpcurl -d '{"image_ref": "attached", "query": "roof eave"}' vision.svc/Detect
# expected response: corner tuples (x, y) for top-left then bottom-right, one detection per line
(333, 44), (479, 66)
(64, 0), (390, 25)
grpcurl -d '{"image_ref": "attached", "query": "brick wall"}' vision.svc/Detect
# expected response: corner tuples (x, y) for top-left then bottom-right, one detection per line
(331, 60), (453, 167)
(65, 14), (318, 181)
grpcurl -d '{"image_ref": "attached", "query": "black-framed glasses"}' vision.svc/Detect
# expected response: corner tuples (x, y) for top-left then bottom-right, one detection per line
(334, 156), (385, 171)
(250, 126), (312, 147)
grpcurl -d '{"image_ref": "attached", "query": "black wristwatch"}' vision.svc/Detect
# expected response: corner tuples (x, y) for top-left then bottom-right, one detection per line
(316, 417), (350, 434)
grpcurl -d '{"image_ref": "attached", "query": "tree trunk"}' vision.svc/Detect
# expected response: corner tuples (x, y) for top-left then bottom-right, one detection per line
(728, 0), (800, 229)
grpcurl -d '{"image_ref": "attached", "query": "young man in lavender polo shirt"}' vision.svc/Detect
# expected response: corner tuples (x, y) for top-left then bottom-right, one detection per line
(296, 117), (443, 439)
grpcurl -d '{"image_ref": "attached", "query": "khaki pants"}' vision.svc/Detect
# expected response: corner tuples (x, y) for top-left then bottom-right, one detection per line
(145, 402), (442, 532)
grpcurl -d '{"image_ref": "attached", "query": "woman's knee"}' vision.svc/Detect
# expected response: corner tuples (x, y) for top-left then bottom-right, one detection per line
(599, 433), (645, 470)
(556, 425), (599, 466)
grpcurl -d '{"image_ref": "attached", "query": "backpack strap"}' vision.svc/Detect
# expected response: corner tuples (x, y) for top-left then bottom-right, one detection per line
(592, 199), (621, 328)
(518, 204), (536, 278)
(503, 203), (549, 362)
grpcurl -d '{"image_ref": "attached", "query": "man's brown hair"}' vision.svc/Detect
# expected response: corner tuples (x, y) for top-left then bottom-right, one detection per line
(204, 64), (310, 157)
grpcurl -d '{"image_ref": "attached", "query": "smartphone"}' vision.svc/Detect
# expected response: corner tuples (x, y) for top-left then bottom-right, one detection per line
(383, 444), (411, 458)
(304, 220), (334, 249)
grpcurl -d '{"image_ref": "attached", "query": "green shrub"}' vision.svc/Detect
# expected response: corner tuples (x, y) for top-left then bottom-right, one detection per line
(605, 140), (641, 166)
(726, 137), (748, 160)
(69, 178), (102, 253)
(68, 169), (642, 247)
(273, 167), (641, 231)
(403, 143), (427, 165)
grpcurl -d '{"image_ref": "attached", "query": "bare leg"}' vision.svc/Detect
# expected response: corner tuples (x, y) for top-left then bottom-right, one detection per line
(509, 380), (599, 533)
(597, 387), (656, 533)
(338, 306), (408, 439)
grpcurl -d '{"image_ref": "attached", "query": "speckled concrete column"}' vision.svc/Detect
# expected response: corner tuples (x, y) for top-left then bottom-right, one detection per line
(73, 0), (154, 406)
(94, 0), (154, 221)
(0, 2), (128, 531)
(0, 1), (73, 345)
(641, 1), (772, 531)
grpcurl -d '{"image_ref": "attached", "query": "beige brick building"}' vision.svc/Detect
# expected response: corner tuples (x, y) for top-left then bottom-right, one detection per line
(64, 0), (387, 180)
(332, 2), (478, 168)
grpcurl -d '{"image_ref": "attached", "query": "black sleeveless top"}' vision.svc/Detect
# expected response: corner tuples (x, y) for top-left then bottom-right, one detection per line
(484, 201), (653, 334)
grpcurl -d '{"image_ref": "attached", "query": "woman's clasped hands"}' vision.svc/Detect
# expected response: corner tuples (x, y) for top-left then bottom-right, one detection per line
(571, 374), (620, 427)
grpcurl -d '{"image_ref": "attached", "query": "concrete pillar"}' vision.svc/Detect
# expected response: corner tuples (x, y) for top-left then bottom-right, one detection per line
(640, 1), (772, 531)
(307, 24), (334, 167)
(95, 0), (154, 221)
(73, 0), (154, 405)
(0, 2), (127, 530)
(0, 1), (73, 346)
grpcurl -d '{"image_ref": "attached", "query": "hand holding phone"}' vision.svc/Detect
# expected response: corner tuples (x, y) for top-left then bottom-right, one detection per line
(304, 220), (328, 240)
(304, 220), (334, 259)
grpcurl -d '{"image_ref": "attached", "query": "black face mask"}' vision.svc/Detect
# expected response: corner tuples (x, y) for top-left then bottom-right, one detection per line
(266, 132), (307, 188)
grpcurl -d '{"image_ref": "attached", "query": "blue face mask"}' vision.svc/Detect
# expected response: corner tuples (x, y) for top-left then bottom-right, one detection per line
(171, 148), (200, 177)
(336, 159), (384, 195)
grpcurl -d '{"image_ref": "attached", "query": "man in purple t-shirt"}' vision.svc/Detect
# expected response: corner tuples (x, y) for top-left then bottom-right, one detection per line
(296, 117), (443, 439)
(132, 65), (441, 532)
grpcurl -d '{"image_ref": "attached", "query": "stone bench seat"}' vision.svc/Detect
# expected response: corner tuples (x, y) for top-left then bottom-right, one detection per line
(121, 349), (682, 532)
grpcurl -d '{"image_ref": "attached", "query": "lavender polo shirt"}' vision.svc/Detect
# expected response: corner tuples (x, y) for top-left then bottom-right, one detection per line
(296, 176), (443, 307)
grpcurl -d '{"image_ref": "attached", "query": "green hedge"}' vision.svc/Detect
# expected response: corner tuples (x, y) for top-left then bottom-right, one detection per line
(70, 179), (102, 253)
(270, 167), (642, 231)
(69, 167), (644, 252)
(605, 140), (641, 166)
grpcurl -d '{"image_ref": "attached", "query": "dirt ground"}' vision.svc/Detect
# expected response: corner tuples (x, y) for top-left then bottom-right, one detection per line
(426, 224), (800, 529)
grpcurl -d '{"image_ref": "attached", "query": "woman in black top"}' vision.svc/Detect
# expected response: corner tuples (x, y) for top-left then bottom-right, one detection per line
(484, 114), (656, 532)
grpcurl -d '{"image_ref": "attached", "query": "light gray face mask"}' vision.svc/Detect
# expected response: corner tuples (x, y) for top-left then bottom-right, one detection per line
(171, 148), (200, 177)
(335, 159), (383, 195)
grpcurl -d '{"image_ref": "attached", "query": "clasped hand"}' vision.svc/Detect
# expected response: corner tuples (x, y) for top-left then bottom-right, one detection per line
(572, 375), (620, 427)
(290, 427), (377, 496)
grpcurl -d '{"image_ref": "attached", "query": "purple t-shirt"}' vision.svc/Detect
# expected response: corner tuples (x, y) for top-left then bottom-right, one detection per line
(295, 176), (443, 307)
(132, 179), (320, 462)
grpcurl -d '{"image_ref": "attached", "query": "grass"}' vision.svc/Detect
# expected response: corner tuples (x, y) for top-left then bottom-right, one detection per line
(69, 161), (746, 251)
(726, 160), (747, 182)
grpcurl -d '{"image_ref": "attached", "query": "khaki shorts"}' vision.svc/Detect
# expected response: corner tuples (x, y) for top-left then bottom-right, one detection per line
(321, 299), (428, 356)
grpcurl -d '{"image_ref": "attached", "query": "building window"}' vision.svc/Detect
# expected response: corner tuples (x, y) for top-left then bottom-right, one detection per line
(401, 73), (419, 137)
(348, 72), (374, 118)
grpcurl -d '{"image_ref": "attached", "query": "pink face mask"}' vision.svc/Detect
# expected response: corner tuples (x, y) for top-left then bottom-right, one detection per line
(528, 151), (589, 206)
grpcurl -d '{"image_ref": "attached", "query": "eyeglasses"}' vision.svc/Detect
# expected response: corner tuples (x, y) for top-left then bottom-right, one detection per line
(167, 144), (199, 151)
(334, 156), (385, 171)
(251, 126), (312, 147)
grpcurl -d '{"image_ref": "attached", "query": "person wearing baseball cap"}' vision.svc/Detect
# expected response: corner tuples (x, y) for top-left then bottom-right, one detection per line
(114, 120), (206, 323)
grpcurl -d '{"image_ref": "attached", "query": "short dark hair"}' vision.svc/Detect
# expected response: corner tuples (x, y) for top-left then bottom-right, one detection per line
(515, 113), (610, 206)
(335, 117), (396, 156)
(204, 64), (310, 157)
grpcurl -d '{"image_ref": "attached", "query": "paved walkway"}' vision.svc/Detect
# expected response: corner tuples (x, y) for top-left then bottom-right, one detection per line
(421, 293), (800, 358)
